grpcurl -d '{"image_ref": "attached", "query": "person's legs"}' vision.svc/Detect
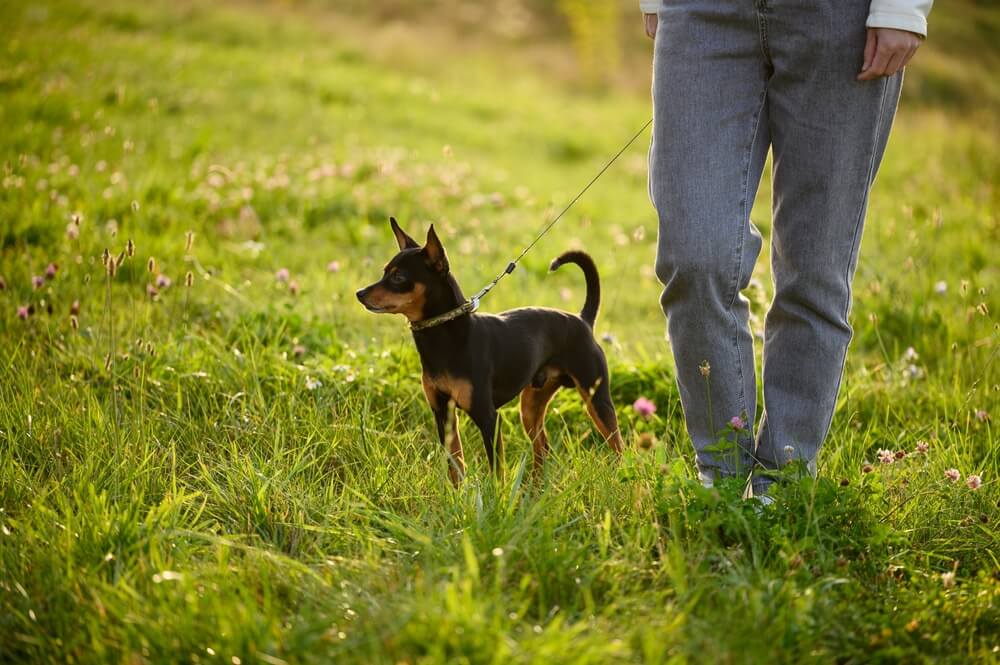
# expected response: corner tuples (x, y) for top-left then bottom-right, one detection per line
(650, 1), (770, 482)
(752, 0), (902, 493)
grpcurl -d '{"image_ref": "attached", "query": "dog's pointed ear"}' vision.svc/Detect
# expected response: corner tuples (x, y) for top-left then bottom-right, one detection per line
(424, 224), (449, 273)
(390, 217), (419, 250)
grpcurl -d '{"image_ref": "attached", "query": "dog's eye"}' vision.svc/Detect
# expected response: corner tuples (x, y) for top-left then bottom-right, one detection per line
(389, 271), (407, 285)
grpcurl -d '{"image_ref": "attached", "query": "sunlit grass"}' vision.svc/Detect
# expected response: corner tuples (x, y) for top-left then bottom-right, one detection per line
(0, 0), (997, 662)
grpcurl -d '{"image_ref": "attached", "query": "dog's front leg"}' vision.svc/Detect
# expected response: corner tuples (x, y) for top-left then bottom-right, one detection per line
(432, 401), (465, 487)
(469, 399), (504, 481)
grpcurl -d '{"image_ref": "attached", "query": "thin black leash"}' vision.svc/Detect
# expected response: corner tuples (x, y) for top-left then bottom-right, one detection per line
(410, 117), (653, 331)
(470, 117), (654, 308)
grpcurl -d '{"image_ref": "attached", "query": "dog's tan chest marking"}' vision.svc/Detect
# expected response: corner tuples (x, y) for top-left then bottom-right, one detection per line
(422, 372), (474, 411)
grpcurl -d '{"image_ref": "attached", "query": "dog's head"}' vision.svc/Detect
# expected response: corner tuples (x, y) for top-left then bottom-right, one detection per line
(356, 217), (451, 322)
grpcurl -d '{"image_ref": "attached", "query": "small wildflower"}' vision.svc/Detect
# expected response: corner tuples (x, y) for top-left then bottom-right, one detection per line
(288, 280), (300, 296)
(293, 344), (306, 358)
(32, 275), (44, 289)
(903, 346), (918, 361)
(44, 263), (58, 280)
(941, 571), (956, 589)
(71, 212), (82, 226)
(966, 474), (982, 490)
(17, 305), (30, 320)
(975, 409), (989, 422)
(66, 222), (79, 240)
(147, 257), (156, 273)
(905, 619), (920, 633)
(327, 260), (341, 273)
(840, 478), (850, 487)
(862, 462), (874, 474)
(877, 449), (895, 465)
(146, 284), (159, 300)
(944, 468), (961, 483)
(152, 570), (182, 583)
(491, 547), (504, 557)
(729, 415), (746, 431)
(69, 300), (80, 315)
(155, 274), (171, 289)
(637, 432), (655, 450)
(699, 360), (711, 378)
(915, 440), (929, 454)
(934, 281), (947, 295)
(783, 445), (795, 460)
(894, 450), (906, 460)
(600, 332), (616, 345)
(632, 397), (656, 419)
(185, 271), (194, 287)
(185, 230), (195, 253)
(305, 376), (322, 390)
(275, 268), (290, 282)
(126, 238), (135, 257)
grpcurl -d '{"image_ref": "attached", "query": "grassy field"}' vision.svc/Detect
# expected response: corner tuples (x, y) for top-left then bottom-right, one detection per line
(1, 0), (998, 662)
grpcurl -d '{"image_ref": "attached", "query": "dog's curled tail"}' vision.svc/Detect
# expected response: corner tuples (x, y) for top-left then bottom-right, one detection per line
(549, 250), (600, 327)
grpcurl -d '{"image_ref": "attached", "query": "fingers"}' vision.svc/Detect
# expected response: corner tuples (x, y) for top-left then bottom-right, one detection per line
(901, 44), (919, 68)
(858, 28), (923, 81)
(862, 29), (877, 72)
(644, 13), (657, 40)
(884, 49), (907, 77)
(858, 42), (892, 81)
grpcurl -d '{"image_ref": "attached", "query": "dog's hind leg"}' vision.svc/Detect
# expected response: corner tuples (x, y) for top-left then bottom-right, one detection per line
(519, 380), (560, 473)
(570, 355), (625, 455)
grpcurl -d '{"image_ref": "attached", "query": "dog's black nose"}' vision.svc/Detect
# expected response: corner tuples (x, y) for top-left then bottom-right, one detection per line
(355, 288), (368, 302)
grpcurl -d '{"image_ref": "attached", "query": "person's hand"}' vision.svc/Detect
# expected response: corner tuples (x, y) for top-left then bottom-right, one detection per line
(857, 28), (922, 81)
(644, 13), (657, 40)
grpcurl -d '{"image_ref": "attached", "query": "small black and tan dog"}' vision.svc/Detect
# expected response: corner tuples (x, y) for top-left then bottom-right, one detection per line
(357, 218), (624, 485)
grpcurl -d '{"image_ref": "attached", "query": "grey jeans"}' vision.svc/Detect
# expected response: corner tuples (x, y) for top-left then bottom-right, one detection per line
(649, 0), (902, 493)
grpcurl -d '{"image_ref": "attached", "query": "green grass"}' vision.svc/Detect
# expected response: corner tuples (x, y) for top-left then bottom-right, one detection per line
(1, 0), (998, 662)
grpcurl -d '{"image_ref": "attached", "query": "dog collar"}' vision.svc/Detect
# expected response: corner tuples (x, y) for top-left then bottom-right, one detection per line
(409, 298), (479, 332)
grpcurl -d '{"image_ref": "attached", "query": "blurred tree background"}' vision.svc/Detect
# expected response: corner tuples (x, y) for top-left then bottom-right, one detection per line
(300, 0), (998, 115)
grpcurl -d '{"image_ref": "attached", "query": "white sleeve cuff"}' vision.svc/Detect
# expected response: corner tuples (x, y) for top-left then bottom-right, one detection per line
(640, 1), (659, 14)
(866, 11), (928, 36)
